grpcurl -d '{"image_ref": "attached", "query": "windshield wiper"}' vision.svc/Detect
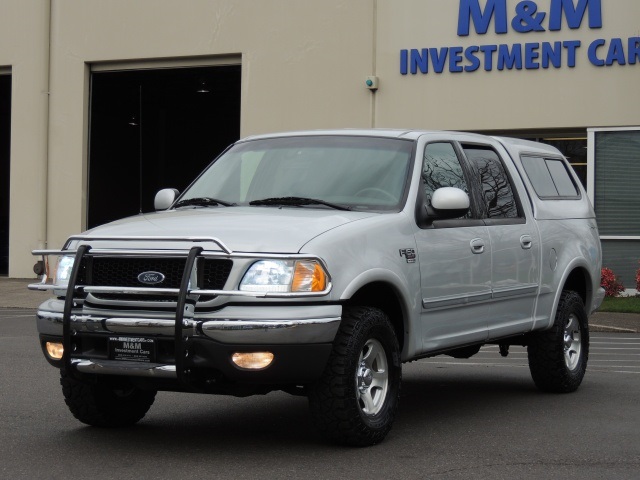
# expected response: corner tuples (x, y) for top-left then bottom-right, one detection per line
(173, 197), (236, 208)
(249, 196), (351, 211)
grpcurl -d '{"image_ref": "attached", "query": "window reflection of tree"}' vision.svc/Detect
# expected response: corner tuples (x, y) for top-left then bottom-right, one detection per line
(470, 151), (518, 219)
(423, 152), (468, 204)
(423, 145), (472, 219)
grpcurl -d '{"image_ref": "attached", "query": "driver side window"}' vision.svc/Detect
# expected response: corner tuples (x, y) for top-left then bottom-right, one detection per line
(423, 143), (470, 210)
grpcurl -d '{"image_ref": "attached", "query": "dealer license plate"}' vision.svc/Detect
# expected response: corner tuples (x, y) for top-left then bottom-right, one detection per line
(108, 336), (156, 363)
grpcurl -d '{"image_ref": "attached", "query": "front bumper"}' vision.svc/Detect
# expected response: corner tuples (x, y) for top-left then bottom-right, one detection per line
(37, 299), (341, 387)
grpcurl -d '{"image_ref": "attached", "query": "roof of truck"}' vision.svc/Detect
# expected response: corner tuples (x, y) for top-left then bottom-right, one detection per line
(240, 129), (425, 141)
(239, 130), (565, 159)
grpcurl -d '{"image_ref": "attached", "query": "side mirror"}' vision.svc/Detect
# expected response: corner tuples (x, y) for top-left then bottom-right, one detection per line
(154, 188), (179, 211)
(429, 187), (470, 220)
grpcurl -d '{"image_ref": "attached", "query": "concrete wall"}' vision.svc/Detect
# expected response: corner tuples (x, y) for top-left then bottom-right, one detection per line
(1, 0), (638, 276)
(0, 0), (50, 278)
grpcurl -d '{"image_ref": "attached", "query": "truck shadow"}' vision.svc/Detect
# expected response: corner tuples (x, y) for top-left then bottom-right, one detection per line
(59, 364), (547, 452)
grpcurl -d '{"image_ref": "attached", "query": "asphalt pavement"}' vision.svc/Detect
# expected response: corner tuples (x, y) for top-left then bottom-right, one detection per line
(1, 309), (639, 479)
(1, 277), (639, 332)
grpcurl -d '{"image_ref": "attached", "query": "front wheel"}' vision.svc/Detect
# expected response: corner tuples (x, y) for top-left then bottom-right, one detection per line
(308, 307), (401, 446)
(60, 371), (157, 427)
(527, 290), (589, 393)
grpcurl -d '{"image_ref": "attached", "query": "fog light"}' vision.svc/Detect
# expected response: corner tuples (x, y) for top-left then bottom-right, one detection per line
(231, 352), (274, 370)
(45, 342), (64, 360)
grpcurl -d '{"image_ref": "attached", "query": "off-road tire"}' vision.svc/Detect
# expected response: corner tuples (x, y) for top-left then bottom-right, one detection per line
(308, 306), (401, 446)
(527, 290), (589, 393)
(60, 371), (157, 427)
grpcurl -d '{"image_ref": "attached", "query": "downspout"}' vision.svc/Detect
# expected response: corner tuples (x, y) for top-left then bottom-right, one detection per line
(42, 0), (52, 248)
(370, 0), (377, 128)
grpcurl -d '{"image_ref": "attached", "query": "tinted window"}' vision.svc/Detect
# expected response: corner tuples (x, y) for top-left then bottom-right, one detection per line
(520, 156), (557, 196)
(521, 155), (579, 198)
(423, 143), (469, 211)
(463, 145), (519, 219)
(546, 159), (579, 196)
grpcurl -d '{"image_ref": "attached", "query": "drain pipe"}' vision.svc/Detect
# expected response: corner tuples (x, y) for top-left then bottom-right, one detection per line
(31, 0), (52, 277)
(42, 0), (52, 249)
(370, 0), (378, 128)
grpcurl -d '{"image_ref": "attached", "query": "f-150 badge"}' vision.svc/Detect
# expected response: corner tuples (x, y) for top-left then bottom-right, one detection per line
(399, 248), (416, 263)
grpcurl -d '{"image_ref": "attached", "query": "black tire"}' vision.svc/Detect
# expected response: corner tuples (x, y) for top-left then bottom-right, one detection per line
(527, 290), (589, 393)
(308, 306), (401, 446)
(60, 371), (157, 427)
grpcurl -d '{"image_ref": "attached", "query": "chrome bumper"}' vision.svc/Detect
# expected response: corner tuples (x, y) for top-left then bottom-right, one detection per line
(37, 299), (342, 345)
(71, 359), (177, 379)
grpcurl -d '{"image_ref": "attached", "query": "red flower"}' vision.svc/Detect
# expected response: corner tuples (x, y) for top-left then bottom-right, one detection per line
(601, 267), (625, 297)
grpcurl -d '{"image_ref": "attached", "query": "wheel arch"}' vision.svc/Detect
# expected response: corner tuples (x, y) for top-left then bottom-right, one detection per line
(562, 267), (591, 307)
(546, 261), (594, 330)
(341, 276), (410, 353)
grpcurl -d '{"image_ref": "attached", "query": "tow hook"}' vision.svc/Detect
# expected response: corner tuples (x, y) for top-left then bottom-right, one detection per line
(499, 344), (509, 357)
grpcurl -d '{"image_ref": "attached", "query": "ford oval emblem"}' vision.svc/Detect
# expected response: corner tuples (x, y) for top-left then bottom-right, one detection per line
(137, 271), (165, 285)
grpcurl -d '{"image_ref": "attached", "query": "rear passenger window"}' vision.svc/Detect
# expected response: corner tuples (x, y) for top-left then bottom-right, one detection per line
(521, 156), (579, 198)
(462, 145), (520, 219)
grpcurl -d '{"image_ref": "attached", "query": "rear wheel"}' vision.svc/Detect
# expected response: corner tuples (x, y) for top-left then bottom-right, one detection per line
(60, 371), (157, 427)
(527, 290), (589, 393)
(308, 307), (401, 446)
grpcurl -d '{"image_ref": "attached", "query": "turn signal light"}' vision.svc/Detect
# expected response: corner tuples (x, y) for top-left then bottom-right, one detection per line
(231, 352), (274, 370)
(292, 260), (327, 292)
(45, 342), (64, 360)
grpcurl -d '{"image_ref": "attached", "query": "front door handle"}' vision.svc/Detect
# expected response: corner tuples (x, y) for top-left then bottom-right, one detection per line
(470, 238), (485, 254)
(520, 234), (533, 250)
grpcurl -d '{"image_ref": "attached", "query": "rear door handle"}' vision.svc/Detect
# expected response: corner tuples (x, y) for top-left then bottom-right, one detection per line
(470, 238), (485, 254)
(520, 235), (532, 250)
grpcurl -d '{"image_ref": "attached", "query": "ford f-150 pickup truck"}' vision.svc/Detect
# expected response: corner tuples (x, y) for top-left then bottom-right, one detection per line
(30, 129), (604, 446)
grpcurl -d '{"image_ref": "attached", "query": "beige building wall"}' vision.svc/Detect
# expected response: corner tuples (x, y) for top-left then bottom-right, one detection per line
(375, 0), (640, 130)
(0, 1), (50, 278)
(1, 0), (638, 276)
(7, 0), (376, 276)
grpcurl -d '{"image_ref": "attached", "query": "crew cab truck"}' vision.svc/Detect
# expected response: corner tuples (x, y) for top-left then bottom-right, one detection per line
(30, 130), (604, 446)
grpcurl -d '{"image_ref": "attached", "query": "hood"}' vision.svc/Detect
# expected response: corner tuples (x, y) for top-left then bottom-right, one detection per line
(85, 206), (376, 253)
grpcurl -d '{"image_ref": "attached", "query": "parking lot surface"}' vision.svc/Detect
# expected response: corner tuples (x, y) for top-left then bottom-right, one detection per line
(1, 309), (639, 479)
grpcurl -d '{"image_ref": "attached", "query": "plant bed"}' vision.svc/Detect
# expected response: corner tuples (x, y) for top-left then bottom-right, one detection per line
(600, 296), (640, 314)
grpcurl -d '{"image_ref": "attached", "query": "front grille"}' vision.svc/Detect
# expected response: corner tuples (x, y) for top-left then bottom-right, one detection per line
(88, 258), (187, 288)
(78, 257), (233, 302)
(201, 259), (233, 290)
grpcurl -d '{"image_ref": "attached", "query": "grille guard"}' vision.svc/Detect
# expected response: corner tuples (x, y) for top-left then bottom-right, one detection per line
(28, 235), (333, 388)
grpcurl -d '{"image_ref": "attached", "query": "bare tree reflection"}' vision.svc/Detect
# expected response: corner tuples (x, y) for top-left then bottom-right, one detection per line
(466, 149), (518, 219)
(422, 144), (519, 220)
(423, 152), (468, 202)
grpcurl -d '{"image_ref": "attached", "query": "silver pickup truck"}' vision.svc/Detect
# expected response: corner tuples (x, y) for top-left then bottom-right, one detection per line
(30, 130), (604, 446)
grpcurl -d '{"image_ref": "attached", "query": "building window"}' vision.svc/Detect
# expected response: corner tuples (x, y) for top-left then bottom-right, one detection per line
(591, 128), (640, 289)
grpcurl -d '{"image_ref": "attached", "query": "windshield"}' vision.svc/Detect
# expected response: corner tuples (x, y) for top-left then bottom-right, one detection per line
(178, 135), (414, 211)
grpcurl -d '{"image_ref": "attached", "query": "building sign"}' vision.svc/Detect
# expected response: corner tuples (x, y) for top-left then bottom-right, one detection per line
(400, 0), (640, 75)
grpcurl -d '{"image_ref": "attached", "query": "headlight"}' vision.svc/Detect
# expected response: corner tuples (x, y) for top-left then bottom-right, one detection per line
(239, 259), (327, 293)
(54, 256), (75, 287)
